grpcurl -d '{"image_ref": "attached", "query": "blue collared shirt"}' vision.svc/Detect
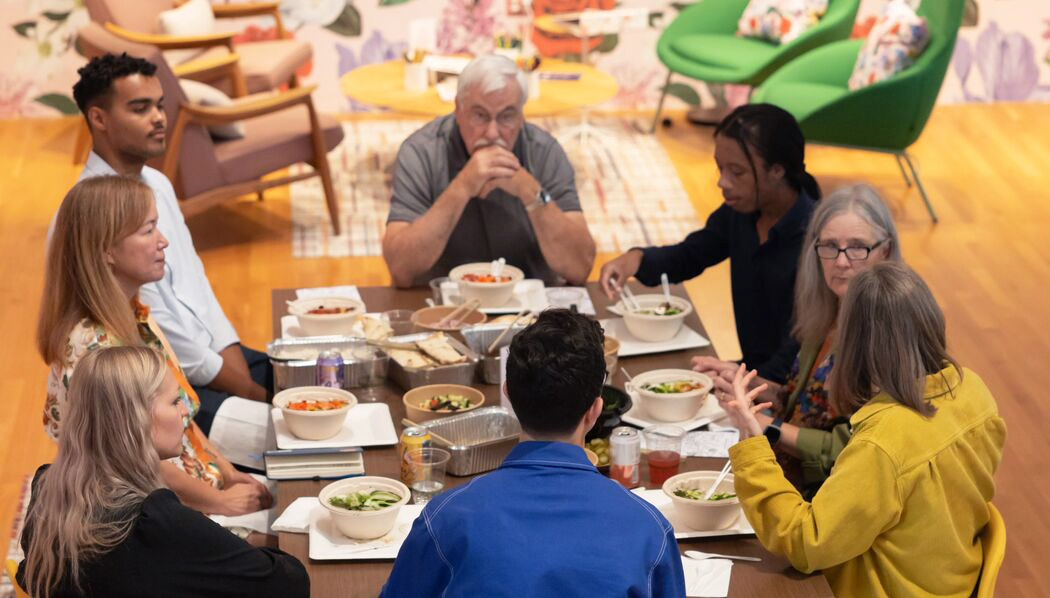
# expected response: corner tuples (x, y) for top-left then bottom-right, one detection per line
(381, 441), (685, 598)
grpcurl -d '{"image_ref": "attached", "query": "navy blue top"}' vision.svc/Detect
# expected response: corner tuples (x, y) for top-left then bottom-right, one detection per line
(380, 441), (685, 598)
(636, 193), (816, 383)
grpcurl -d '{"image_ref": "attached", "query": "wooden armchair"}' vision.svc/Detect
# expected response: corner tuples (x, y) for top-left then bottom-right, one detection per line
(77, 22), (344, 234)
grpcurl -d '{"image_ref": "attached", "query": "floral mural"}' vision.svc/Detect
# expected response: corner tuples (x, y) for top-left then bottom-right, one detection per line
(0, 0), (1046, 118)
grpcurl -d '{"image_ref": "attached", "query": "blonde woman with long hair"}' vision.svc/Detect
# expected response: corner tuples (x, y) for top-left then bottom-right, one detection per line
(721, 262), (1005, 597)
(15, 347), (308, 598)
(706, 183), (900, 497)
(37, 175), (269, 516)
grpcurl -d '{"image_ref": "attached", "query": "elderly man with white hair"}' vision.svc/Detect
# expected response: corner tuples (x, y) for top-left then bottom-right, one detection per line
(382, 54), (596, 288)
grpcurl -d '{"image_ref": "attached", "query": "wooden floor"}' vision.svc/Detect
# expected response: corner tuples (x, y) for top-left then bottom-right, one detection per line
(2, 105), (1048, 594)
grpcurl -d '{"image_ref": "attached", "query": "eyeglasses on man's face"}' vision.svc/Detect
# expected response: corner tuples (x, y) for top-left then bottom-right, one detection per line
(814, 239), (886, 261)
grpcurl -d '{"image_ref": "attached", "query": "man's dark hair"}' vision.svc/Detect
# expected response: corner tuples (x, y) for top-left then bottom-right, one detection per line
(72, 53), (158, 115)
(506, 309), (605, 436)
(715, 103), (822, 200)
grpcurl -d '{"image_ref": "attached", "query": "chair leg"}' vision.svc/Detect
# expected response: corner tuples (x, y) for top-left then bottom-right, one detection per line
(901, 151), (937, 224)
(894, 153), (912, 187)
(649, 70), (672, 134)
(72, 119), (91, 165)
(257, 191), (264, 202)
(305, 99), (341, 235)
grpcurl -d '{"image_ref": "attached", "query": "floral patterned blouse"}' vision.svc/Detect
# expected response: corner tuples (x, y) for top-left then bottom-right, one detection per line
(43, 300), (225, 488)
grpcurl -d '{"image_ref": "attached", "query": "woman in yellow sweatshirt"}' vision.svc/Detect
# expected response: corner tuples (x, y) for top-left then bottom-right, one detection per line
(721, 262), (1006, 598)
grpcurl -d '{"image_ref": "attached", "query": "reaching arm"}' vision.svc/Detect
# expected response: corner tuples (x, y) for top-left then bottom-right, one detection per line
(206, 344), (267, 402)
(383, 181), (474, 288)
(634, 205), (733, 286)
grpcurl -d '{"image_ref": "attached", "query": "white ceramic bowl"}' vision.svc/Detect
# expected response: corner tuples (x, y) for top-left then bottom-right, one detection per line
(319, 476), (410, 540)
(627, 369), (713, 422)
(662, 471), (740, 531)
(449, 262), (525, 308)
(273, 386), (357, 440)
(286, 296), (366, 337)
(617, 294), (693, 343)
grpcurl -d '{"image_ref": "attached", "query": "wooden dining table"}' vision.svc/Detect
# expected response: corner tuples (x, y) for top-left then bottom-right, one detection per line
(270, 283), (833, 598)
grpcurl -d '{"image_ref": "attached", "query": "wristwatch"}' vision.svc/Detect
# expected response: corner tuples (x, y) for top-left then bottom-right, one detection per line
(526, 188), (552, 212)
(763, 417), (784, 447)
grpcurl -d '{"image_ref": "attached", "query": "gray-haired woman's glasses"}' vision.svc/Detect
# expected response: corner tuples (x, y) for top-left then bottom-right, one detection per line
(815, 239), (886, 261)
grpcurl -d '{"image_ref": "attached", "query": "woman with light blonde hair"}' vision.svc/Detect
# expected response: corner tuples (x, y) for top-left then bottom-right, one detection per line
(16, 346), (308, 598)
(37, 175), (270, 517)
(720, 262), (1005, 597)
(703, 183), (900, 496)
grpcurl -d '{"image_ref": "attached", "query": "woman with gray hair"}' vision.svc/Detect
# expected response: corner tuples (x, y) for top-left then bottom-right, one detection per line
(718, 263), (1005, 597)
(709, 183), (901, 497)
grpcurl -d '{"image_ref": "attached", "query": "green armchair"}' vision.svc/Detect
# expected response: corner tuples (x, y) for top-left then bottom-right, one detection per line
(752, 0), (965, 222)
(652, 0), (860, 131)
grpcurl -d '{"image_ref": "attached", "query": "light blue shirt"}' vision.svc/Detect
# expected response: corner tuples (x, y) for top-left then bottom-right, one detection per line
(381, 441), (686, 598)
(69, 152), (239, 384)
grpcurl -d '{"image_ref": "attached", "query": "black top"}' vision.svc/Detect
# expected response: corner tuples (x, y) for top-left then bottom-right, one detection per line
(17, 466), (308, 598)
(635, 193), (816, 384)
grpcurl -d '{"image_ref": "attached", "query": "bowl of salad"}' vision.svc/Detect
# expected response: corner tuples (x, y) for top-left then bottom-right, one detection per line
(616, 294), (693, 343)
(662, 471), (740, 531)
(319, 476), (410, 540)
(403, 384), (486, 423)
(627, 369), (712, 422)
(449, 262), (525, 308)
(273, 386), (357, 440)
(286, 296), (366, 337)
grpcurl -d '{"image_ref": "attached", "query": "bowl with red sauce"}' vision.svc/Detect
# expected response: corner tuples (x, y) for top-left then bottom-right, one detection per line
(273, 386), (358, 440)
(286, 297), (366, 337)
(449, 262), (525, 308)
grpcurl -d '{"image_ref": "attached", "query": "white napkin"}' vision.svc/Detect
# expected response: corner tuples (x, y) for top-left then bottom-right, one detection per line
(295, 286), (362, 301)
(682, 557), (732, 597)
(272, 496), (324, 533)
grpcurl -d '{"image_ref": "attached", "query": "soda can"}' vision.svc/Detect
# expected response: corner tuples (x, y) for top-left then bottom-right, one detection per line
(609, 426), (641, 489)
(315, 350), (344, 388)
(400, 426), (432, 487)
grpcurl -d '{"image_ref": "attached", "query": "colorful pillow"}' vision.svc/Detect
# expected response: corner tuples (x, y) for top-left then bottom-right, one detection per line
(848, 0), (930, 90)
(737, 0), (830, 45)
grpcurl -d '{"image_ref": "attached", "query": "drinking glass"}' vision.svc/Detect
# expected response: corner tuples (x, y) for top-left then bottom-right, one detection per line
(383, 309), (415, 336)
(403, 447), (451, 505)
(429, 277), (450, 306)
(643, 424), (685, 486)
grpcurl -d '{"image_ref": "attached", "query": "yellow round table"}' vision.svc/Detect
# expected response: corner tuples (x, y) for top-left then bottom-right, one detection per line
(340, 58), (618, 117)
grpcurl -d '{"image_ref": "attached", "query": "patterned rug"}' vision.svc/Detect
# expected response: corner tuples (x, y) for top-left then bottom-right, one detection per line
(2, 476), (30, 598)
(290, 116), (700, 257)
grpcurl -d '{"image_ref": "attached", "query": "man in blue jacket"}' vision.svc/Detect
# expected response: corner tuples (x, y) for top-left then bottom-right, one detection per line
(381, 309), (685, 597)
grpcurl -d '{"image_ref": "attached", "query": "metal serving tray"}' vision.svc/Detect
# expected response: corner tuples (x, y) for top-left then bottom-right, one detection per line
(386, 332), (479, 391)
(418, 407), (521, 476)
(461, 324), (528, 384)
(267, 335), (388, 391)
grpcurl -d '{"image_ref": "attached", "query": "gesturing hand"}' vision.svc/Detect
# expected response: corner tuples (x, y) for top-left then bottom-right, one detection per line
(715, 364), (771, 440)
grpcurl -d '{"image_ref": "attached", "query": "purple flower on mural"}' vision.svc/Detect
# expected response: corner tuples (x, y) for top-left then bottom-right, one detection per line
(436, 0), (499, 56)
(337, 31), (408, 111)
(953, 21), (1041, 102)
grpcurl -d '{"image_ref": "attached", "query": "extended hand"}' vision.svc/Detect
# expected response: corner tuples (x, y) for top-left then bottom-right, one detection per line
(715, 364), (770, 440)
(598, 249), (644, 300)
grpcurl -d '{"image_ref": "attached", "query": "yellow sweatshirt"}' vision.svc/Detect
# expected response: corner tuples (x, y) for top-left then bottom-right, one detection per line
(729, 366), (1005, 597)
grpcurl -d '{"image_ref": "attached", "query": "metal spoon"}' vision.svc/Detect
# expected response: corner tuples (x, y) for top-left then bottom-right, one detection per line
(685, 550), (761, 563)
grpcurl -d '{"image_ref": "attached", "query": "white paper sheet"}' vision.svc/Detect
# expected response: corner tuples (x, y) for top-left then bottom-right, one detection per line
(207, 397), (271, 471)
(682, 556), (733, 597)
(295, 286), (362, 301)
(209, 474), (278, 534)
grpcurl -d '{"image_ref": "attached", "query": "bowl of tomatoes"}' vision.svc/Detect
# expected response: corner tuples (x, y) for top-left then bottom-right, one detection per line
(273, 386), (358, 440)
(449, 262), (525, 308)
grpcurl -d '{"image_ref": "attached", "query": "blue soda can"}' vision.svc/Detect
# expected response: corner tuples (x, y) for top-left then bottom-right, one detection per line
(315, 350), (344, 388)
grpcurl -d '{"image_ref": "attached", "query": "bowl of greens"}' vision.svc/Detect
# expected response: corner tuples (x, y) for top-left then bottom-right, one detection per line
(616, 294), (693, 343)
(403, 384), (486, 423)
(319, 476), (410, 540)
(662, 471), (740, 531)
(627, 369), (713, 422)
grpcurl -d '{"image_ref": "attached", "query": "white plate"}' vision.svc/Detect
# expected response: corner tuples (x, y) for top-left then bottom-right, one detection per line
(309, 504), (424, 560)
(441, 279), (549, 314)
(272, 403), (398, 450)
(631, 489), (754, 539)
(295, 286), (363, 301)
(600, 318), (710, 357)
(622, 392), (726, 431)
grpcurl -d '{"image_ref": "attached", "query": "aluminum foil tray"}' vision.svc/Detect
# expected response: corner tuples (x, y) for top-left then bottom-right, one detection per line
(386, 332), (479, 391)
(419, 406), (521, 476)
(267, 335), (388, 390)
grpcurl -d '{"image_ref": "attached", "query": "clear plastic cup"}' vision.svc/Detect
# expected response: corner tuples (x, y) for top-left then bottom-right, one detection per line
(643, 424), (686, 486)
(383, 309), (415, 336)
(429, 276), (450, 306)
(403, 447), (451, 506)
